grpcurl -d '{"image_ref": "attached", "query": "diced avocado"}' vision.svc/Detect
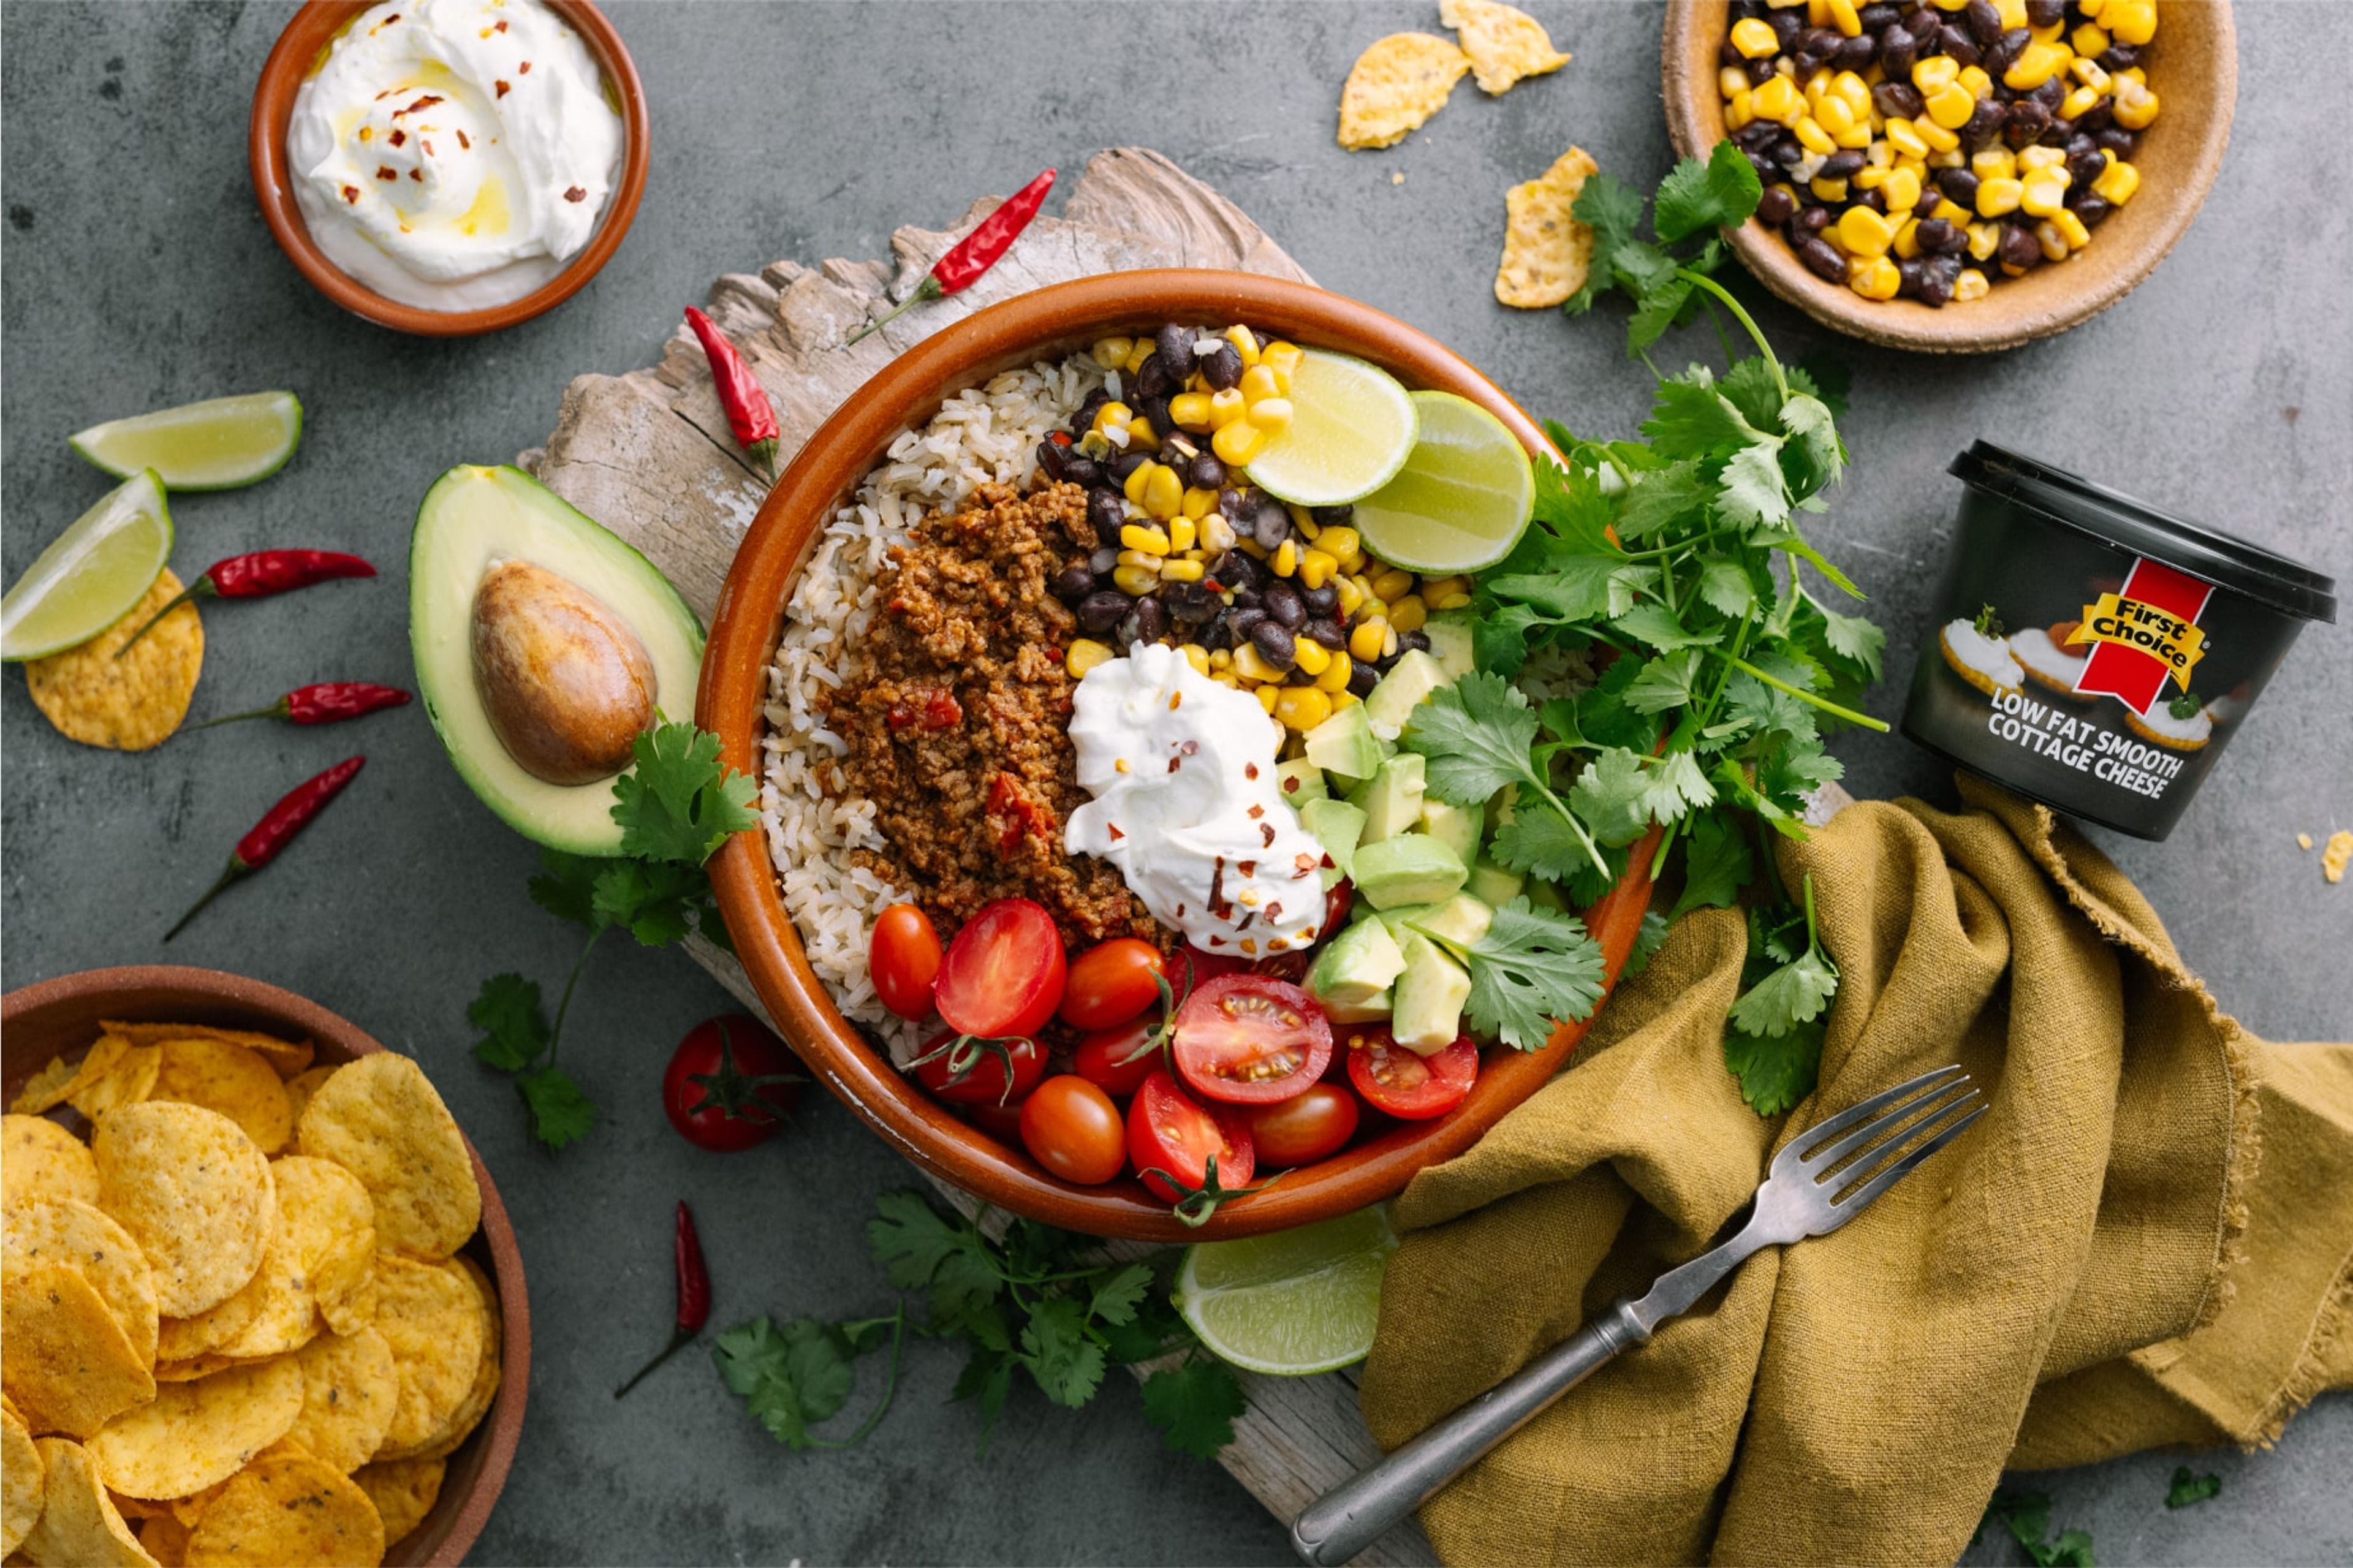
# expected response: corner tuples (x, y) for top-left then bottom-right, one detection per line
(1403, 892), (1494, 953)
(1466, 858), (1526, 907)
(1298, 797), (1367, 881)
(1324, 989), (1394, 1025)
(1391, 933), (1472, 1053)
(1365, 649), (1452, 738)
(1306, 917), (1409, 1010)
(1275, 756), (1327, 808)
(1304, 702), (1384, 785)
(1525, 876), (1568, 913)
(1358, 754), (1427, 844)
(1423, 610), (1476, 681)
(1351, 833), (1468, 911)
(1419, 797), (1480, 863)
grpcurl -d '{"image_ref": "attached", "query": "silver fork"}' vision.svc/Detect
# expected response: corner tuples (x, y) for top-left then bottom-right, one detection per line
(1290, 1064), (1986, 1567)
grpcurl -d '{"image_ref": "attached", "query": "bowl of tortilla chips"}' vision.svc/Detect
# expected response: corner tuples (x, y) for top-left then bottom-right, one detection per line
(1, 964), (525, 1568)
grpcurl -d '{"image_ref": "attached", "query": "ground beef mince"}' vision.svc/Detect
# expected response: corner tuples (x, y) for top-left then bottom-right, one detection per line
(826, 480), (1165, 950)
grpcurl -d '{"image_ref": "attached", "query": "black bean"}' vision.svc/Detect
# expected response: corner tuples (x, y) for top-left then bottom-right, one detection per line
(1986, 26), (2029, 77)
(1741, 149), (1776, 187)
(1200, 342), (1245, 392)
(1108, 450), (1149, 484)
(1137, 350), (1179, 401)
(1793, 45), (1831, 76)
(1756, 186), (1797, 226)
(1251, 497), (1291, 551)
(1798, 236), (1847, 282)
(1250, 619), (1299, 672)
(1161, 581), (1214, 623)
(1230, 587), (1263, 610)
(2065, 150), (2105, 189)
(1855, 186), (1889, 215)
(1035, 438), (1071, 483)
(1734, 118), (1781, 151)
(1211, 548), (1261, 591)
(1833, 32), (1877, 70)
(1914, 217), (1958, 254)
(2097, 45), (2138, 73)
(1821, 150), (1867, 180)
(1748, 56), (1780, 85)
(2004, 99), (2052, 148)
(1302, 619), (1346, 651)
(1136, 395), (1173, 441)
(1859, 3), (1900, 31)
(1872, 81), (1925, 119)
(2075, 97), (2113, 134)
(2025, 0), (2063, 26)
(2071, 194), (2113, 229)
(2029, 76), (2066, 113)
(1938, 25), (1982, 67)
(1906, 7), (1944, 42)
(1963, 0), (2001, 44)
(2095, 127), (2136, 157)
(1261, 583), (1306, 630)
(1795, 204), (1834, 237)
(1060, 455), (1102, 490)
(1154, 323), (1192, 371)
(1198, 614), (1233, 651)
(1882, 31), (1918, 75)
(1053, 564), (1097, 604)
(1719, 38), (1748, 68)
(1300, 581), (1340, 616)
(1077, 591), (1131, 634)
(1399, 630), (1431, 655)
(1311, 504), (1355, 528)
(1936, 167), (1981, 206)
(1768, 7), (1803, 47)
(1187, 452), (1226, 490)
(1227, 606), (1267, 643)
(1998, 224), (2043, 271)
(1130, 596), (1169, 645)
(1771, 132), (1805, 165)
(1086, 487), (1126, 539)
(1896, 257), (1927, 298)
(1346, 661), (1381, 699)
(1963, 98), (2007, 151)
(1370, 651), (1400, 676)
(1073, 387), (1110, 425)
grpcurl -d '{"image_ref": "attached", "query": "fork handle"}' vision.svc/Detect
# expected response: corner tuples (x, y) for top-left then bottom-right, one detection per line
(1289, 1300), (1650, 1566)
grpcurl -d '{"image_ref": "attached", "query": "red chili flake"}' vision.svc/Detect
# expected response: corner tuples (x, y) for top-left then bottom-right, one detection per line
(1167, 757), (1181, 773)
(1259, 823), (1277, 847)
(1174, 904), (1187, 918)
(1207, 935), (1225, 947)
(519, 60), (532, 73)
(1267, 902), (1284, 922)
(382, 12), (399, 21)
(388, 129), (406, 147)
(409, 169), (423, 182)
(564, 186), (586, 203)
(1243, 762), (1260, 780)
(1169, 691), (1183, 711)
(1238, 860), (1257, 877)
(457, 129), (471, 149)
(376, 167), (398, 180)
(1108, 824), (1126, 841)
(494, 17), (507, 29)
(1294, 854), (1318, 874)
(396, 94), (442, 116)
(341, 184), (360, 203)
(1282, 773), (1305, 794)
(1247, 804), (1264, 819)
(1180, 740), (1199, 755)
(495, 80), (510, 97)
(1048, 430), (1073, 447)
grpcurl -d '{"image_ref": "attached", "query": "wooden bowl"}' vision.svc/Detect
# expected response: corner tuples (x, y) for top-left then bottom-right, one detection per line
(1661, 0), (2236, 353)
(699, 270), (1658, 1241)
(248, 0), (648, 338)
(1, 965), (528, 1568)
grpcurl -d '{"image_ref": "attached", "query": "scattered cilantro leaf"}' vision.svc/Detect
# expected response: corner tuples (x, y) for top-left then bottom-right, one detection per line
(468, 973), (548, 1073)
(2165, 1467), (2221, 1509)
(1653, 139), (1764, 243)
(1726, 929), (1838, 1038)
(1141, 1358), (1248, 1461)
(1985, 1490), (2096, 1568)
(713, 1309), (905, 1452)
(526, 850), (604, 930)
(515, 1066), (597, 1150)
(1020, 1295), (1107, 1407)
(611, 721), (760, 866)
(1721, 880), (1838, 1115)
(1466, 898), (1607, 1051)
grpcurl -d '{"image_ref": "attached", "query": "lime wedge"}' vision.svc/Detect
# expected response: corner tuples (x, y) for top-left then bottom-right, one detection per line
(1245, 350), (1418, 509)
(1, 471), (173, 661)
(1349, 391), (1536, 575)
(1174, 1205), (1398, 1376)
(70, 391), (303, 490)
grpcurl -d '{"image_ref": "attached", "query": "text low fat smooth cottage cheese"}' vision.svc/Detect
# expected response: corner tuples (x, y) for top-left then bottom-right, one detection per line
(288, 0), (623, 311)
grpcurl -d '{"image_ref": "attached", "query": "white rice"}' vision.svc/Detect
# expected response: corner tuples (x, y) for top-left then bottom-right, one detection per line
(758, 358), (1105, 1058)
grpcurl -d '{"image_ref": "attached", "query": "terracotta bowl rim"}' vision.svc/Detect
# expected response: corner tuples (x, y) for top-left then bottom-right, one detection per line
(0, 963), (528, 1568)
(1660, 0), (2238, 354)
(697, 268), (1659, 1242)
(248, 0), (649, 339)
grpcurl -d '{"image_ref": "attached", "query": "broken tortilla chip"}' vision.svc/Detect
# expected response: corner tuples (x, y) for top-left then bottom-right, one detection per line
(10, 1058), (80, 1117)
(352, 1455), (443, 1548)
(22, 1438), (151, 1567)
(270, 1157), (376, 1339)
(99, 1024), (313, 1083)
(2, 1115), (100, 1211)
(1, 1265), (156, 1440)
(1441, 0), (1571, 95)
(23, 567), (203, 751)
(281, 1066), (336, 1125)
(1338, 33), (1471, 151)
(61, 1036), (162, 1125)
(1496, 146), (1601, 308)
(2, 1401), (42, 1556)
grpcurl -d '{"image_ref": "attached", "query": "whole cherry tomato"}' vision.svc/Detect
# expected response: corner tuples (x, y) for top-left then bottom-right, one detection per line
(662, 1015), (805, 1153)
(933, 898), (1066, 1039)
(1059, 937), (1165, 1031)
(869, 903), (944, 1020)
(1128, 1069), (1256, 1202)
(1245, 1082), (1360, 1167)
(1171, 974), (1332, 1105)
(965, 1097), (1026, 1145)
(1073, 1017), (1164, 1099)
(912, 1029), (1046, 1106)
(1020, 1076), (1127, 1184)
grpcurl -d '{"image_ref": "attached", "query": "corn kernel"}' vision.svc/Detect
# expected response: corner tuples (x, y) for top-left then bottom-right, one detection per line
(1225, 325), (1260, 368)
(1349, 617), (1388, 663)
(1260, 340), (1303, 382)
(2064, 56), (2110, 96)
(2052, 208), (2091, 249)
(2003, 42), (2069, 91)
(1972, 148), (2018, 181)
(1298, 549), (1337, 591)
(1308, 526), (1360, 566)
(1370, 567), (1414, 602)
(1292, 637), (1332, 676)
(1271, 539), (1298, 578)
(1387, 595), (1427, 634)
(1431, 591), (1474, 611)
(1882, 166), (1923, 213)
(1726, 89), (1756, 132)
(1170, 515), (1201, 551)
(1975, 176), (2023, 217)
(1178, 489), (1216, 525)
(1122, 337), (1152, 374)
(2110, 78), (2159, 130)
(1116, 550), (1164, 574)
(1248, 398), (1294, 437)
(1200, 513), (1236, 554)
(1814, 96), (1857, 138)
(1847, 254), (1902, 300)
(1954, 267), (1991, 302)
(1111, 565), (1159, 596)
(1829, 205), (1892, 258)
(1795, 115), (1837, 156)
(1912, 56), (1960, 95)
(1233, 643), (1281, 683)
(1931, 197), (1971, 224)
(1420, 575), (1467, 599)
(1803, 65), (1833, 105)
(1381, 625), (1401, 658)
(2018, 143), (2066, 172)
(1238, 364), (1283, 406)
(1176, 644), (1210, 676)
(1120, 521), (1170, 555)
(1129, 417), (1162, 452)
(1925, 81), (1976, 129)
(1168, 391), (1213, 431)
(1311, 652), (1352, 694)
(1212, 672), (1240, 689)
(1274, 686), (1333, 732)
(1931, 0), (1968, 9)
(1091, 337), (1134, 371)
(1731, 16), (1779, 56)
(1720, 61), (1752, 99)
(1143, 463), (1184, 520)
(1330, 689), (1361, 711)
(1093, 401), (1134, 437)
(1958, 63), (1994, 99)
(2106, 0), (2156, 47)
(1998, 0), (2028, 25)
(2033, 219), (2071, 262)
(1966, 221), (2001, 260)
(1333, 577), (1366, 616)
(2060, 84), (2102, 121)
(1206, 387), (1248, 430)
(1066, 638), (1115, 679)
(1811, 176), (1851, 203)
(1208, 648), (1232, 670)
(1212, 419), (1265, 466)
(1885, 116), (1929, 159)
(2091, 158), (2140, 205)
(2020, 171), (2070, 218)
(1121, 460), (1153, 506)
(1825, 0), (1862, 36)
(1916, 116), (1961, 153)
(1257, 684), (1281, 715)
(2072, 22), (2109, 56)
(2118, 66), (2145, 86)
(1806, 0), (1830, 24)
(1234, 537), (1268, 559)
(1867, 136), (1893, 167)
(1929, 147), (1967, 169)
(1159, 558), (1205, 584)
(1751, 75), (1800, 124)
(1893, 216), (1923, 259)
(1854, 165), (1891, 195)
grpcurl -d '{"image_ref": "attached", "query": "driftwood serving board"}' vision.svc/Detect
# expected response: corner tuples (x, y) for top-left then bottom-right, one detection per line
(519, 149), (1437, 1566)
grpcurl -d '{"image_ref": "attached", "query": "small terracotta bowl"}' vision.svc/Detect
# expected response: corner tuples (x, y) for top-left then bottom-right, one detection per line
(700, 270), (1658, 1241)
(249, 0), (648, 338)
(1662, 0), (2236, 353)
(1, 965), (528, 1567)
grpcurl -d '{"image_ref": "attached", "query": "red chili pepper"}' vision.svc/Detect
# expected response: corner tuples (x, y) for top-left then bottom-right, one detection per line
(117, 551), (377, 659)
(684, 307), (781, 479)
(615, 1201), (711, 1399)
(843, 168), (1056, 347)
(164, 756), (365, 941)
(192, 683), (412, 730)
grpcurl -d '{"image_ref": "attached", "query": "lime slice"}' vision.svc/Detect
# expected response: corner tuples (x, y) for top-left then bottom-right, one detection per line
(1174, 1205), (1398, 1376)
(1, 471), (173, 661)
(1244, 350), (1418, 509)
(1349, 391), (1536, 575)
(70, 391), (303, 491)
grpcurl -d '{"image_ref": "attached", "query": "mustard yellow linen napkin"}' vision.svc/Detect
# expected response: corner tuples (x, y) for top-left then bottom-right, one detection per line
(1360, 776), (2353, 1566)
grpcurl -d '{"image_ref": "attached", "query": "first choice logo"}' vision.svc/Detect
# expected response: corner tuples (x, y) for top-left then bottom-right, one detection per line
(2069, 558), (2216, 717)
(2069, 590), (2208, 687)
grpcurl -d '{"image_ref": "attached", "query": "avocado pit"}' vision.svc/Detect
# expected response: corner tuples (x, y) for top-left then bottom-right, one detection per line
(469, 559), (655, 786)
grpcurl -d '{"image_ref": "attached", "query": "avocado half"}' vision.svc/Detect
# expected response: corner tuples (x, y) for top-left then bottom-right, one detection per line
(410, 464), (706, 855)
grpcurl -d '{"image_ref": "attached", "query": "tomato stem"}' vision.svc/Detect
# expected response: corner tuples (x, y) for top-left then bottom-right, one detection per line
(1139, 1154), (1280, 1228)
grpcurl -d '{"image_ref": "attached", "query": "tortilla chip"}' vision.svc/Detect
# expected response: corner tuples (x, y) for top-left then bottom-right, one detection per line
(98, 1026), (313, 1083)
(85, 1358), (302, 1502)
(351, 1455), (441, 1549)
(397, 1256), (499, 1464)
(91, 1104), (273, 1320)
(3, 1199), (161, 1366)
(1338, 34), (1471, 151)
(204, 1214), (316, 1366)
(1496, 146), (1601, 308)
(367, 1259), (484, 1458)
(270, 1158), (375, 1339)
(146, 1043), (292, 1157)
(156, 1284), (262, 1365)
(9, 1061), (78, 1118)
(281, 1330), (397, 1475)
(183, 1447), (382, 1568)
(21, 1439), (151, 1567)
(2, 1117), (99, 1211)
(295, 1056), (479, 1262)
(23, 568), (203, 752)
(61, 1038), (162, 1125)
(280, 1067), (336, 1126)
(137, 1510), (191, 1568)
(0, 1267), (155, 1441)
(1441, 0), (1571, 94)
(1, 1404), (39, 1557)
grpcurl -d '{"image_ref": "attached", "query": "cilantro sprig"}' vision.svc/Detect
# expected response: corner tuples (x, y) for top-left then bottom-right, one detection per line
(713, 1306), (906, 1451)
(470, 719), (759, 1149)
(1979, 1490), (2096, 1567)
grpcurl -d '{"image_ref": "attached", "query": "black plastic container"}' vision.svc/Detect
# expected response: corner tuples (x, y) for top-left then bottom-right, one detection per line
(1902, 442), (2336, 841)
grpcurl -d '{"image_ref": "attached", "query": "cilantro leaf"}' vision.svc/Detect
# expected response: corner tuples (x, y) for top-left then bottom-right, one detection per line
(1986, 1490), (2096, 1568)
(868, 1192), (1002, 1321)
(1565, 173), (1648, 316)
(1653, 140), (1764, 244)
(1722, 1018), (1822, 1116)
(2165, 1466), (2221, 1509)
(1529, 455), (1622, 555)
(516, 1066), (597, 1150)
(1623, 651), (1702, 715)
(1626, 276), (1697, 355)
(1567, 747), (1653, 847)
(1401, 672), (1540, 808)
(1484, 556), (1626, 623)
(1621, 908), (1672, 979)
(1141, 1358), (1247, 1461)
(1613, 459), (1711, 542)
(1472, 599), (1545, 678)
(1716, 356), (1786, 432)
(468, 974), (548, 1072)
(1696, 558), (1759, 619)
(1490, 803), (1608, 885)
(591, 857), (709, 947)
(1715, 441), (1792, 532)
(1020, 1295), (1106, 1408)
(1670, 808), (1754, 922)
(1790, 351), (1852, 418)
(1642, 370), (1767, 461)
(1641, 751), (1718, 824)
(610, 721), (760, 866)
(527, 849), (605, 931)
(1778, 392), (1845, 494)
(1612, 601), (1719, 654)
(1809, 596), (1885, 681)
(714, 1313), (902, 1453)
(1088, 1263), (1154, 1328)
(952, 1344), (1015, 1452)
(1466, 898), (1607, 1051)
(1726, 941), (1839, 1039)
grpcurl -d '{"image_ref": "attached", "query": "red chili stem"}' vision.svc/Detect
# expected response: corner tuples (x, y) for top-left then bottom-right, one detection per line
(841, 168), (1055, 347)
(116, 551), (377, 661)
(164, 756), (366, 941)
(190, 683), (412, 731)
(685, 307), (781, 478)
(615, 1201), (711, 1399)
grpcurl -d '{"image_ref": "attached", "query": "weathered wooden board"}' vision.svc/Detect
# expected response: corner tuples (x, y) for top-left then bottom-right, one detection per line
(520, 148), (1436, 1567)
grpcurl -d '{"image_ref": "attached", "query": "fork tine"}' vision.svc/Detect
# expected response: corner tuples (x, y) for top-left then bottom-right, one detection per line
(1822, 1101), (1986, 1221)
(1802, 1077), (1978, 1176)
(1786, 1064), (1968, 1162)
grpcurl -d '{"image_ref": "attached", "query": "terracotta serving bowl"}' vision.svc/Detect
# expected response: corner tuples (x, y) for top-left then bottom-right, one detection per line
(1662, 0), (2236, 353)
(249, 0), (648, 338)
(700, 270), (1658, 1241)
(1, 965), (528, 1568)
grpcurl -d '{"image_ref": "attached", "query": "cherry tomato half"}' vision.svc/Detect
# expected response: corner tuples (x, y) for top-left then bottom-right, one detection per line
(933, 898), (1066, 1040)
(1073, 1017), (1164, 1099)
(1321, 878), (1354, 939)
(1020, 1076), (1127, 1185)
(1345, 1030), (1479, 1121)
(1167, 946), (1248, 1007)
(1059, 937), (1165, 1031)
(1172, 974), (1332, 1105)
(913, 1030), (1045, 1106)
(662, 1015), (805, 1153)
(1128, 1069), (1256, 1202)
(1245, 1082), (1360, 1167)
(869, 903), (944, 1020)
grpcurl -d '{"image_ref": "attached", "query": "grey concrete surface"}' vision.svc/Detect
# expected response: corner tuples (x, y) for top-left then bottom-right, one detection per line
(4, 2), (2347, 1564)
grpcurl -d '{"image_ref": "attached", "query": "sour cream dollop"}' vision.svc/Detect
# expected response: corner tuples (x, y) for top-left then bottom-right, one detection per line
(1065, 645), (1327, 958)
(287, 0), (623, 311)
